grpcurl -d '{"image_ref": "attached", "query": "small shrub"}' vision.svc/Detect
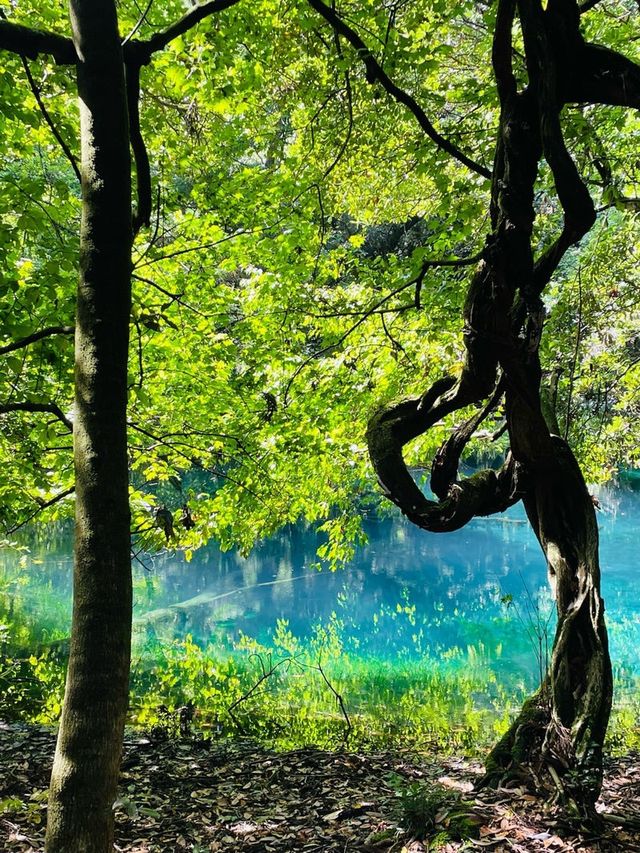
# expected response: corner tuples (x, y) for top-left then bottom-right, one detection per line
(391, 779), (481, 844)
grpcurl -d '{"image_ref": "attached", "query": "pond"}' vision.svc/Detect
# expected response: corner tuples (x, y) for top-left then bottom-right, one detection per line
(1, 475), (639, 704)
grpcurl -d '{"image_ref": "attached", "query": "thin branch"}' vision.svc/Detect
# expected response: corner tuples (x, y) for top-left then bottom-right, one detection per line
(321, 24), (354, 180)
(122, 0), (155, 46)
(132, 273), (207, 316)
(307, 0), (491, 179)
(22, 59), (81, 183)
(0, 325), (74, 356)
(315, 660), (352, 740)
(127, 0), (242, 65)
(5, 486), (74, 535)
(380, 312), (413, 365)
(128, 421), (261, 500)
(226, 655), (292, 732)
(283, 251), (482, 404)
(133, 316), (144, 389)
(0, 401), (73, 431)
(133, 229), (248, 269)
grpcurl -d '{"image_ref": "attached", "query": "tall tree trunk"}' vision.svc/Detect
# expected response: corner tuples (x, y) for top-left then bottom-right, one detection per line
(45, 1), (132, 850)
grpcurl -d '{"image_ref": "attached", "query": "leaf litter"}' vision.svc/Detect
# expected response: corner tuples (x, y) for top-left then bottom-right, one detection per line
(1, 722), (639, 852)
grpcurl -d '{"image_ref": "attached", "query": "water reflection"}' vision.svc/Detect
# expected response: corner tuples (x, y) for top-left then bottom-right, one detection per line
(1, 481), (639, 685)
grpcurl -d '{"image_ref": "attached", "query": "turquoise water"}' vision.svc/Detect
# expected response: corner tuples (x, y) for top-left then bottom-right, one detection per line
(1, 478), (639, 696)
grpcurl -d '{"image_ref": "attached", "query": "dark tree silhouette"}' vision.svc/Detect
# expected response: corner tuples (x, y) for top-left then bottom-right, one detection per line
(310, 0), (640, 814)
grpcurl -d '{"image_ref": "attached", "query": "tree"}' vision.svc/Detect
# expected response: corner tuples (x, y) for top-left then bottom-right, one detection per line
(302, 0), (640, 813)
(3, 0), (640, 845)
(0, 1), (245, 850)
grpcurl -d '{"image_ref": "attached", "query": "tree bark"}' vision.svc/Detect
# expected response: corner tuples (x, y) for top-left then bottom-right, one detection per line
(45, 1), (132, 850)
(365, 0), (626, 816)
(485, 428), (612, 810)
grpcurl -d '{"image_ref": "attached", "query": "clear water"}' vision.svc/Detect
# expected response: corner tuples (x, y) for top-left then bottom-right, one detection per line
(2, 478), (639, 696)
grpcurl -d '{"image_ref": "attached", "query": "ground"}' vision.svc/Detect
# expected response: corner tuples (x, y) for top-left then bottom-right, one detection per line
(1, 723), (639, 852)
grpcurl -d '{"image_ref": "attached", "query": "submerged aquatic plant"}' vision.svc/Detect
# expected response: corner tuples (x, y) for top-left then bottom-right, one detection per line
(1, 584), (638, 754)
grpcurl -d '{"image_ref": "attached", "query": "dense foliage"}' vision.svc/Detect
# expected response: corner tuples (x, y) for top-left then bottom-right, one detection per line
(2, 1), (640, 557)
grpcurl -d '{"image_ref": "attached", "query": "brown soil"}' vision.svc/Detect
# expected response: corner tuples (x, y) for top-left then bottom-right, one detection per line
(1, 723), (639, 852)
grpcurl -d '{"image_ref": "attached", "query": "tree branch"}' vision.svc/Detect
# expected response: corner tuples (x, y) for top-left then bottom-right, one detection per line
(283, 251), (482, 404)
(0, 401), (73, 431)
(126, 63), (152, 233)
(22, 59), (81, 182)
(0, 19), (76, 64)
(6, 486), (75, 535)
(578, 0), (601, 13)
(122, 0), (155, 46)
(565, 42), (640, 109)
(306, 0), (492, 180)
(126, 0), (242, 65)
(0, 325), (74, 356)
(519, 0), (595, 249)
(492, 0), (517, 103)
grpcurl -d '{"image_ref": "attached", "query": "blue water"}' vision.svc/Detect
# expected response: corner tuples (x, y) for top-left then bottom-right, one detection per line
(2, 479), (639, 693)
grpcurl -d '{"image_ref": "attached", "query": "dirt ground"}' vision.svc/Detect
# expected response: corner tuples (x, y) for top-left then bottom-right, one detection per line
(1, 723), (639, 852)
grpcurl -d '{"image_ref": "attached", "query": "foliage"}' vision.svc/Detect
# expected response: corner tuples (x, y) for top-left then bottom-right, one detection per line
(2, 0), (640, 561)
(389, 778), (481, 844)
(2, 582), (639, 756)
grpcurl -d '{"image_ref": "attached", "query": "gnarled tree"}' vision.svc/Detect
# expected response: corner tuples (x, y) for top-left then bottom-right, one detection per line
(310, 0), (640, 814)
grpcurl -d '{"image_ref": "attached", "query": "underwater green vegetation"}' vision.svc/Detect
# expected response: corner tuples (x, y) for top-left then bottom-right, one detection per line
(2, 583), (639, 756)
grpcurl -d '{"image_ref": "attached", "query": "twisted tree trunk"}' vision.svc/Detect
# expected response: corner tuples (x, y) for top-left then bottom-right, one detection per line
(366, 0), (639, 813)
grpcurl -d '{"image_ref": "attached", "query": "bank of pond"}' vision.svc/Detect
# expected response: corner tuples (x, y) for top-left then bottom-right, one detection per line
(1, 477), (639, 752)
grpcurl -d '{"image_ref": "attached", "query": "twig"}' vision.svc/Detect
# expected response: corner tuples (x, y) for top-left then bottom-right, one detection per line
(226, 655), (293, 732)
(122, 0), (155, 46)
(315, 660), (352, 741)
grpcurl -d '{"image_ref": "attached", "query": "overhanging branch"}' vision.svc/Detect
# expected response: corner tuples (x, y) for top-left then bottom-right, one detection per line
(0, 325), (74, 356)
(0, 401), (73, 432)
(307, 0), (492, 180)
(126, 0), (242, 65)
(0, 19), (76, 64)
(22, 58), (81, 183)
(5, 485), (75, 535)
